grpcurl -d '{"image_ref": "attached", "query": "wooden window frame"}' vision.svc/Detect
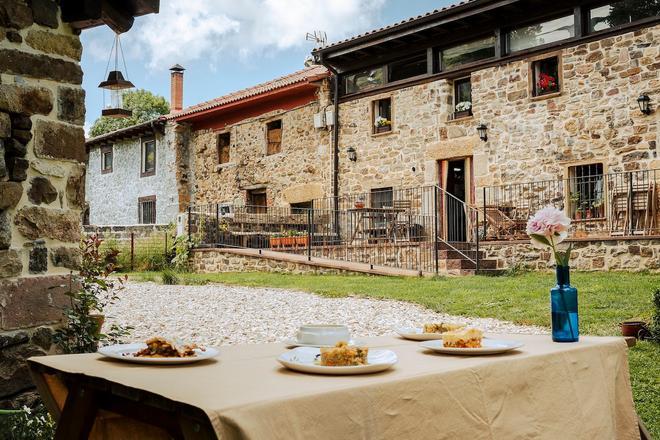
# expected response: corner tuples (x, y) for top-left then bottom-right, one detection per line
(138, 195), (157, 224)
(101, 145), (113, 174)
(217, 132), (231, 165)
(528, 52), (563, 101)
(246, 188), (267, 213)
(452, 76), (473, 120)
(266, 120), (283, 156)
(371, 96), (393, 136)
(140, 138), (156, 177)
(565, 162), (606, 222)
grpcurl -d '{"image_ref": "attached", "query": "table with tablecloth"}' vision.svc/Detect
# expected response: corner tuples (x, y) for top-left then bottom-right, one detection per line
(28, 334), (641, 439)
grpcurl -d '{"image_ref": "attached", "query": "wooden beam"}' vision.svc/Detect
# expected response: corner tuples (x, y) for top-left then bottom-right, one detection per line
(100, 0), (135, 33)
(61, 0), (159, 32)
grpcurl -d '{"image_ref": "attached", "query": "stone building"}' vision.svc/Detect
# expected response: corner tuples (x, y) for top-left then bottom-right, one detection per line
(170, 65), (331, 210)
(309, 0), (660, 271)
(0, 0), (158, 408)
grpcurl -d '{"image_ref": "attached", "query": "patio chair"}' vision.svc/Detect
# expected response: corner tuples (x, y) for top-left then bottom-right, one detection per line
(483, 206), (518, 240)
(389, 200), (413, 242)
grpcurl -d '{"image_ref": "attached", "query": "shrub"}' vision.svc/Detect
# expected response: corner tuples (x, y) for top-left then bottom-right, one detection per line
(161, 269), (180, 285)
(0, 405), (55, 440)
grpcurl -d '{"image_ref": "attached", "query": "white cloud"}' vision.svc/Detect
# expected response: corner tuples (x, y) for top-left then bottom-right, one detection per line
(88, 0), (386, 70)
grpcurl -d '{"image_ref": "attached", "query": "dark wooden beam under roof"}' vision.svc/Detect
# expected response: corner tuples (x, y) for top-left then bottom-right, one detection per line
(61, 0), (160, 33)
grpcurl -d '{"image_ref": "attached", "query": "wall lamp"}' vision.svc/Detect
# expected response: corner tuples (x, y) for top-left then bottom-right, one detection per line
(347, 146), (357, 162)
(476, 123), (488, 142)
(637, 94), (652, 115)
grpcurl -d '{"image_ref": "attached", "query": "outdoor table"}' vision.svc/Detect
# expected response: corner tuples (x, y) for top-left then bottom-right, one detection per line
(28, 334), (642, 440)
(347, 207), (405, 244)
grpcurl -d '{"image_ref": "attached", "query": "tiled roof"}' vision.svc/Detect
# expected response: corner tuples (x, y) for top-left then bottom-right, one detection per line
(85, 117), (166, 147)
(168, 65), (329, 119)
(314, 0), (477, 52)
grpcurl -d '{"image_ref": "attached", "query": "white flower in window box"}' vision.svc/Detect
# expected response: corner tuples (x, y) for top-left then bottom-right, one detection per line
(374, 116), (392, 133)
(454, 101), (472, 118)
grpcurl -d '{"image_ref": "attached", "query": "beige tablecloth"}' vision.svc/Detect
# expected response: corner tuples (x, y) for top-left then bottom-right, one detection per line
(31, 335), (640, 440)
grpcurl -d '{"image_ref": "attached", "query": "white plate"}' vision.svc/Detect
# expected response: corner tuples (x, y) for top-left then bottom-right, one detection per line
(420, 339), (524, 355)
(278, 347), (397, 375)
(396, 327), (448, 341)
(98, 343), (219, 364)
(283, 338), (364, 348)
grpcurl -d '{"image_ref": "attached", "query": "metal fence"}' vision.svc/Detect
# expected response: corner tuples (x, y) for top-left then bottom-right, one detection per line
(188, 185), (482, 274)
(94, 231), (174, 272)
(481, 168), (660, 240)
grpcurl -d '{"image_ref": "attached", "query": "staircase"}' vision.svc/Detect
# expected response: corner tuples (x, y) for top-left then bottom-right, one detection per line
(436, 241), (500, 276)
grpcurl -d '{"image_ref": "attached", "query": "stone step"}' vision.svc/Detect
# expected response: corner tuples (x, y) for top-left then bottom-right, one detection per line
(438, 249), (485, 260)
(445, 258), (498, 270)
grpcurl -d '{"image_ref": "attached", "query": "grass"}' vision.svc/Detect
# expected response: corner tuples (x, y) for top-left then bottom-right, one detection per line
(130, 270), (660, 437)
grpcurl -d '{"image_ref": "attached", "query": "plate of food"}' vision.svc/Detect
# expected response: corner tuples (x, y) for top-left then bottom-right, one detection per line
(396, 322), (466, 341)
(278, 342), (397, 375)
(98, 337), (219, 364)
(420, 328), (523, 355)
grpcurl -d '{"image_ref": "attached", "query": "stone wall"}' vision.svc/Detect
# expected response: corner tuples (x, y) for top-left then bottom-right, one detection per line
(0, 1), (85, 408)
(190, 86), (332, 208)
(86, 125), (180, 225)
(336, 24), (660, 198)
(191, 249), (351, 275)
(482, 238), (660, 272)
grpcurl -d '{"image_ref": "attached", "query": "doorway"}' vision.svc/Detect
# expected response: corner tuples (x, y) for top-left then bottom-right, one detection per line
(445, 159), (467, 242)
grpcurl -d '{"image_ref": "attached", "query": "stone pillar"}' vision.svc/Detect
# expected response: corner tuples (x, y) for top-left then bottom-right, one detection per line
(0, 0), (85, 408)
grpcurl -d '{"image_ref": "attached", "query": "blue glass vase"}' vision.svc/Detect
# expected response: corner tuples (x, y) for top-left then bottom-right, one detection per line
(551, 266), (579, 342)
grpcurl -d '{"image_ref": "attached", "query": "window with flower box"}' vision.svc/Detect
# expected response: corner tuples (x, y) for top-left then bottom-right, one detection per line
(372, 98), (392, 134)
(530, 56), (561, 98)
(453, 77), (472, 119)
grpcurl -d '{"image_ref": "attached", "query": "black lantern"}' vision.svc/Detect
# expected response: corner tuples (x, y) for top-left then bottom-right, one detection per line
(637, 94), (652, 115)
(476, 123), (488, 142)
(347, 146), (357, 162)
(99, 34), (134, 118)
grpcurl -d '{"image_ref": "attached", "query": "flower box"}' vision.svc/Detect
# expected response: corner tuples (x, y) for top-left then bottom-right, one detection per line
(271, 236), (308, 248)
(453, 110), (472, 119)
(375, 125), (391, 134)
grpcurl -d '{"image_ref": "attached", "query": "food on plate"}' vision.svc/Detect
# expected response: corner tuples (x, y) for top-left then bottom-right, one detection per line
(423, 323), (465, 334)
(319, 341), (368, 366)
(442, 328), (483, 348)
(133, 337), (203, 358)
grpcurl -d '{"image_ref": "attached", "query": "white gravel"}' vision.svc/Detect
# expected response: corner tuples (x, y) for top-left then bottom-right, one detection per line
(104, 282), (546, 346)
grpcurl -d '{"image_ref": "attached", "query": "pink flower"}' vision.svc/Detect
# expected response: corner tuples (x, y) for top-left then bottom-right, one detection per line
(526, 206), (571, 249)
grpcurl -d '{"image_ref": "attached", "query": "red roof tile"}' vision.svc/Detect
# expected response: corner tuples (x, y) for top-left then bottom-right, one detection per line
(168, 65), (329, 119)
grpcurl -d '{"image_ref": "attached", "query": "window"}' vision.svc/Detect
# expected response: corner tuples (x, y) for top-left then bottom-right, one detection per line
(141, 138), (156, 177)
(507, 15), (575, 53)
(101, 146), (113, 174)
(453, 78), (472, 117)
(371, 187), (394, 208)
(138, 196), (157, 224)
(266, 120), (282, 155)
(388, 53), (427, 82)
(530, 56), (561, 97)
(589, 0), (660, 32)
(247, 189), (267, 213)
(568, 163), (604, 220)
(372, 98), (392, 134)
(344, 66), (385, 94)
(291, 201), (313, 214)
(217, 132), (230, 164)
(440, 36), (496, 71)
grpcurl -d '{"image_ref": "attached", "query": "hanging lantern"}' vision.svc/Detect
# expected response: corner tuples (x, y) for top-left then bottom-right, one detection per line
(99, 34), (134, 118)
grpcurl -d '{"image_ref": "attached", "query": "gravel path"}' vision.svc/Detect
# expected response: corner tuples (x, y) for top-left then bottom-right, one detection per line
(104, 282), (546, 346)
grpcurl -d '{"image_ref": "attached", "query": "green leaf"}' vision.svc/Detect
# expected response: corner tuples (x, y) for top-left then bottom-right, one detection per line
(530, 233), (552, 247)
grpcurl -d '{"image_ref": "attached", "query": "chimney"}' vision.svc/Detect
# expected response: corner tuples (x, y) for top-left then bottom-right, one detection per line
(169, 64), (185, 112)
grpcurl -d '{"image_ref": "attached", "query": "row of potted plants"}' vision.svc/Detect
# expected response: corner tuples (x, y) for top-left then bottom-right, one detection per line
(270, 230), (309, 248)
(569, 192), (604, 220)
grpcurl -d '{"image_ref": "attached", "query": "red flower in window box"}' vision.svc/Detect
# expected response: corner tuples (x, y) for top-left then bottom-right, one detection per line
(537, 73), (557, 94)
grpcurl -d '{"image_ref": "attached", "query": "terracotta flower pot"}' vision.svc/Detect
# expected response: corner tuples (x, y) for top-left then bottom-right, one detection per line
(354, 201), (365, 209)
(89, 314), (105, 338)
(620, 320), (647, 338)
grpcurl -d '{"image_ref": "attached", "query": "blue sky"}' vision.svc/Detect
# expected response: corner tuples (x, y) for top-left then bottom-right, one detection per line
(81, 1), (452, 133)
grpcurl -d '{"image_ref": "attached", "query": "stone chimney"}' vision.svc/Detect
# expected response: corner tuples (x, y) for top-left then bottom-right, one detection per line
(169, 64), (185, 112)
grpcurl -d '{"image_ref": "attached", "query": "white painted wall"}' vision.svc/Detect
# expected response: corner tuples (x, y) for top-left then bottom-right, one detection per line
(85, 128), (179, 226)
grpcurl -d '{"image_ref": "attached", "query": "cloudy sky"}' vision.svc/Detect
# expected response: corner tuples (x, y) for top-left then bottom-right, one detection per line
(81, 0), (451, 132)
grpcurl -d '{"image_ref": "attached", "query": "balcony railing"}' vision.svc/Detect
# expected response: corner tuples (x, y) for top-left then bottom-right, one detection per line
(480, 169), (660, 240)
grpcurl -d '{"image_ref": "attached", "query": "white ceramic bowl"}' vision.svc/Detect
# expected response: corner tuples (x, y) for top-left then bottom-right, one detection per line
(296, 324), (350, 346)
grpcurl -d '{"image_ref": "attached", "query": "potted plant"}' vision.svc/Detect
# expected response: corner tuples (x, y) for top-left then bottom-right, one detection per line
(454, 101), (472, 119)
(569, 192), (581, 220)
(592, 198), (604, 218)
(354, 197), (365, 209)
(537, 72), (558, 95)
(374, 116), (391, 133)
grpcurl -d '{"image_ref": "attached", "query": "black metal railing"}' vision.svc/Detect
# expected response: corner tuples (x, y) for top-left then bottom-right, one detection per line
(481, 169), (660, 240)
(187, 185), (483, 274)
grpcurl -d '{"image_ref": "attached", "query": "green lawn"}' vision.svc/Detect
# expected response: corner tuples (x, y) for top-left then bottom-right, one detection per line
(131, 271), (660, 437)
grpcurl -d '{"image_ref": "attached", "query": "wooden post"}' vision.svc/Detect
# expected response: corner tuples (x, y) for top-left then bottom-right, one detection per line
(130, 232), (135, 272)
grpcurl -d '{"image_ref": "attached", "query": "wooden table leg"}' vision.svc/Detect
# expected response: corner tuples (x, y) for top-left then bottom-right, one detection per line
(54, 383), (98, 440)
